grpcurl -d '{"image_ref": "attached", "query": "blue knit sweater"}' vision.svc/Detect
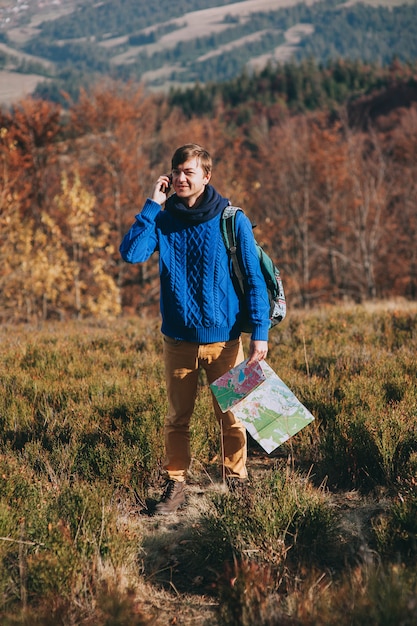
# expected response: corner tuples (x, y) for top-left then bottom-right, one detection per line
(120, 185), (270, 343)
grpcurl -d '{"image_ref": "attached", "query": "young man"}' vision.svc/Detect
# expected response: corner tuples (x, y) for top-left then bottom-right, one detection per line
(120, 144), (270, 514)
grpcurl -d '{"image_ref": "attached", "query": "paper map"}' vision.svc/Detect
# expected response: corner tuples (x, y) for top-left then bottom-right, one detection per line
(210, 360), (315, 454)
(209, 359), (266, 412)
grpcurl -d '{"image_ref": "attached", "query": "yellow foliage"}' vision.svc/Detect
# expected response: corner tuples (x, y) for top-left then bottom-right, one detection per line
(53, 170), (121, 319)
(0, 170), (120, 321)
(0, 194), (73, 320)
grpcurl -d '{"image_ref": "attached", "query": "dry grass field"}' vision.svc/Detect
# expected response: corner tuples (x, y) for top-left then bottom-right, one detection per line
(0, 301), (417, 623)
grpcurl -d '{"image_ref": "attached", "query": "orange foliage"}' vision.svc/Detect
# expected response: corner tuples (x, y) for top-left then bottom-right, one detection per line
(1, 81), (416, 321)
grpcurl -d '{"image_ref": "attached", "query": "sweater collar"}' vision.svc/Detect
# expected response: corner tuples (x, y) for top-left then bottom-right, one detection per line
(165, 184), (229, 224)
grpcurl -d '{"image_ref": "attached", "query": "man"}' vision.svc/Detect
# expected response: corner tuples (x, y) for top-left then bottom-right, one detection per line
(120, 143), (270, 514)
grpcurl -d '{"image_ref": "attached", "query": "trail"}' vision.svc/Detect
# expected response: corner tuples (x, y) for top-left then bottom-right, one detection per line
(128, 447), (389, 625)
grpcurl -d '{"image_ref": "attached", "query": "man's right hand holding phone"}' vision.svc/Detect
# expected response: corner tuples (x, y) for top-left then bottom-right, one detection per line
(152, 174), (172, 205)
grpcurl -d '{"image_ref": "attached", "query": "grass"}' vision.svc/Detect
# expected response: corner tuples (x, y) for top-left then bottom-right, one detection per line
(0, 302), (417, 623)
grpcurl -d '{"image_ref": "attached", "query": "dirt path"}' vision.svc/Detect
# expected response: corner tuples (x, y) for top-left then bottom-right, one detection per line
(130, 449), (390, 625)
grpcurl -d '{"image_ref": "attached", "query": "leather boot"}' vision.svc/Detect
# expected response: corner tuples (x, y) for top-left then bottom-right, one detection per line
(154, 479), (185, 515)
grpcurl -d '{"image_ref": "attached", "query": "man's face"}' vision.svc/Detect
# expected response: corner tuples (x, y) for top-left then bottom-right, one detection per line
(171, 156), (211, 207)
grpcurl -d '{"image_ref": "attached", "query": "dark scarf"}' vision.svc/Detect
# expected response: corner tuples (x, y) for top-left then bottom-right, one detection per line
(165, 184), (229, 224)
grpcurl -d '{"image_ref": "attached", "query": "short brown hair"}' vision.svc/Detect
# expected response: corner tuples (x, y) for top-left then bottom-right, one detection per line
(171, 144), (212, 176)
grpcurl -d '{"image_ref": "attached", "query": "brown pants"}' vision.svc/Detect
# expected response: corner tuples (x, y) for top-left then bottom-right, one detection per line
(162, 335), (247, 481)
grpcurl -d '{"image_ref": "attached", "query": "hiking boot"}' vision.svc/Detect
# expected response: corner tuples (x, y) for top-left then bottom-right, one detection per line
(154, 479), (185, 515)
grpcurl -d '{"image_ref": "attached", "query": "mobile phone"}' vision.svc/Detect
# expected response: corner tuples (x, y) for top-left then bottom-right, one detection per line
(162, 174), (172, 193)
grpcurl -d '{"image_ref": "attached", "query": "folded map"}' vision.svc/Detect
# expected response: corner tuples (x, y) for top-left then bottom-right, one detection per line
(211, 360), (315, 454)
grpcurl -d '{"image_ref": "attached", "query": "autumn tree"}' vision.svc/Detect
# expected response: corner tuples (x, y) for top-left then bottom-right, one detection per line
(53, 171), (121, 319)
(0, 98), (63, 221)
(68, 83), (165, 311)
(382, 104), (417, 298)
(343, 125), (391, 301)
(0, 191), (72, 322)
(250, 114), (319, 308)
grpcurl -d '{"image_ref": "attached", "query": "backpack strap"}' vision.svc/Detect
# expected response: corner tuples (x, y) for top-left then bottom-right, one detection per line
(221, 206), (245, 296)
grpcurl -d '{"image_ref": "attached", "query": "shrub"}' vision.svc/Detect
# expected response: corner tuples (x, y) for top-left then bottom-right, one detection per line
(373, 488), (417, 561)
(196, 466), (341, 580)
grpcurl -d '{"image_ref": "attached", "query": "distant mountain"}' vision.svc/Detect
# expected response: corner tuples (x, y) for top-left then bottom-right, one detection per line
(0, 0), (416, 106)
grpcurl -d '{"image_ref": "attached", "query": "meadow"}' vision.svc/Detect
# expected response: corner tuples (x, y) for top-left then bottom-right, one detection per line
(0, 301), (417, 624)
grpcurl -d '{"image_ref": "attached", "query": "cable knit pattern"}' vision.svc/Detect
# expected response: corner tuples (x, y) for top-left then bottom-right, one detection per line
(120, 189), (270, 342)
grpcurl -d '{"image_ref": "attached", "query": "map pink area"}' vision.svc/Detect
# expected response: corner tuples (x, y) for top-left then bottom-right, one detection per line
(210, 359), (266, 413)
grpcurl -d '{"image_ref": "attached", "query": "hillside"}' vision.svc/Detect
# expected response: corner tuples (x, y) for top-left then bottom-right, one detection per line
(0, 0), (416, 105)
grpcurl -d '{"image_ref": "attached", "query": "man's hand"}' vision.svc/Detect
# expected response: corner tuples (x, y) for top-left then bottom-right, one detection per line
(152, 175), (171, 206)
(247, 339), (268, 364)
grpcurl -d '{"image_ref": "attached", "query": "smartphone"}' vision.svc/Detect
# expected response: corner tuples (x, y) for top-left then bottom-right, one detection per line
(162, 174), (172, 193)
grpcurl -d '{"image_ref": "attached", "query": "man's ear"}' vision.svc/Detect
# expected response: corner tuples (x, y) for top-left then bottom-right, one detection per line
(205, 171), (212, 184)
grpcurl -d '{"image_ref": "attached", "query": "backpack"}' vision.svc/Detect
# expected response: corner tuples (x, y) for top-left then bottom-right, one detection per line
(221, 206), (286, 334)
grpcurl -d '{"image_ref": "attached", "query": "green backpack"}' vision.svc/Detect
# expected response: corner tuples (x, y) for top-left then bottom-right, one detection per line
(221, 206), (286, 334)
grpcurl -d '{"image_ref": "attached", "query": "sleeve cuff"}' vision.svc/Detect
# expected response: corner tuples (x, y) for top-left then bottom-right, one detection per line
(135, 198), (162, 221)
(251, 323), (270, 342)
